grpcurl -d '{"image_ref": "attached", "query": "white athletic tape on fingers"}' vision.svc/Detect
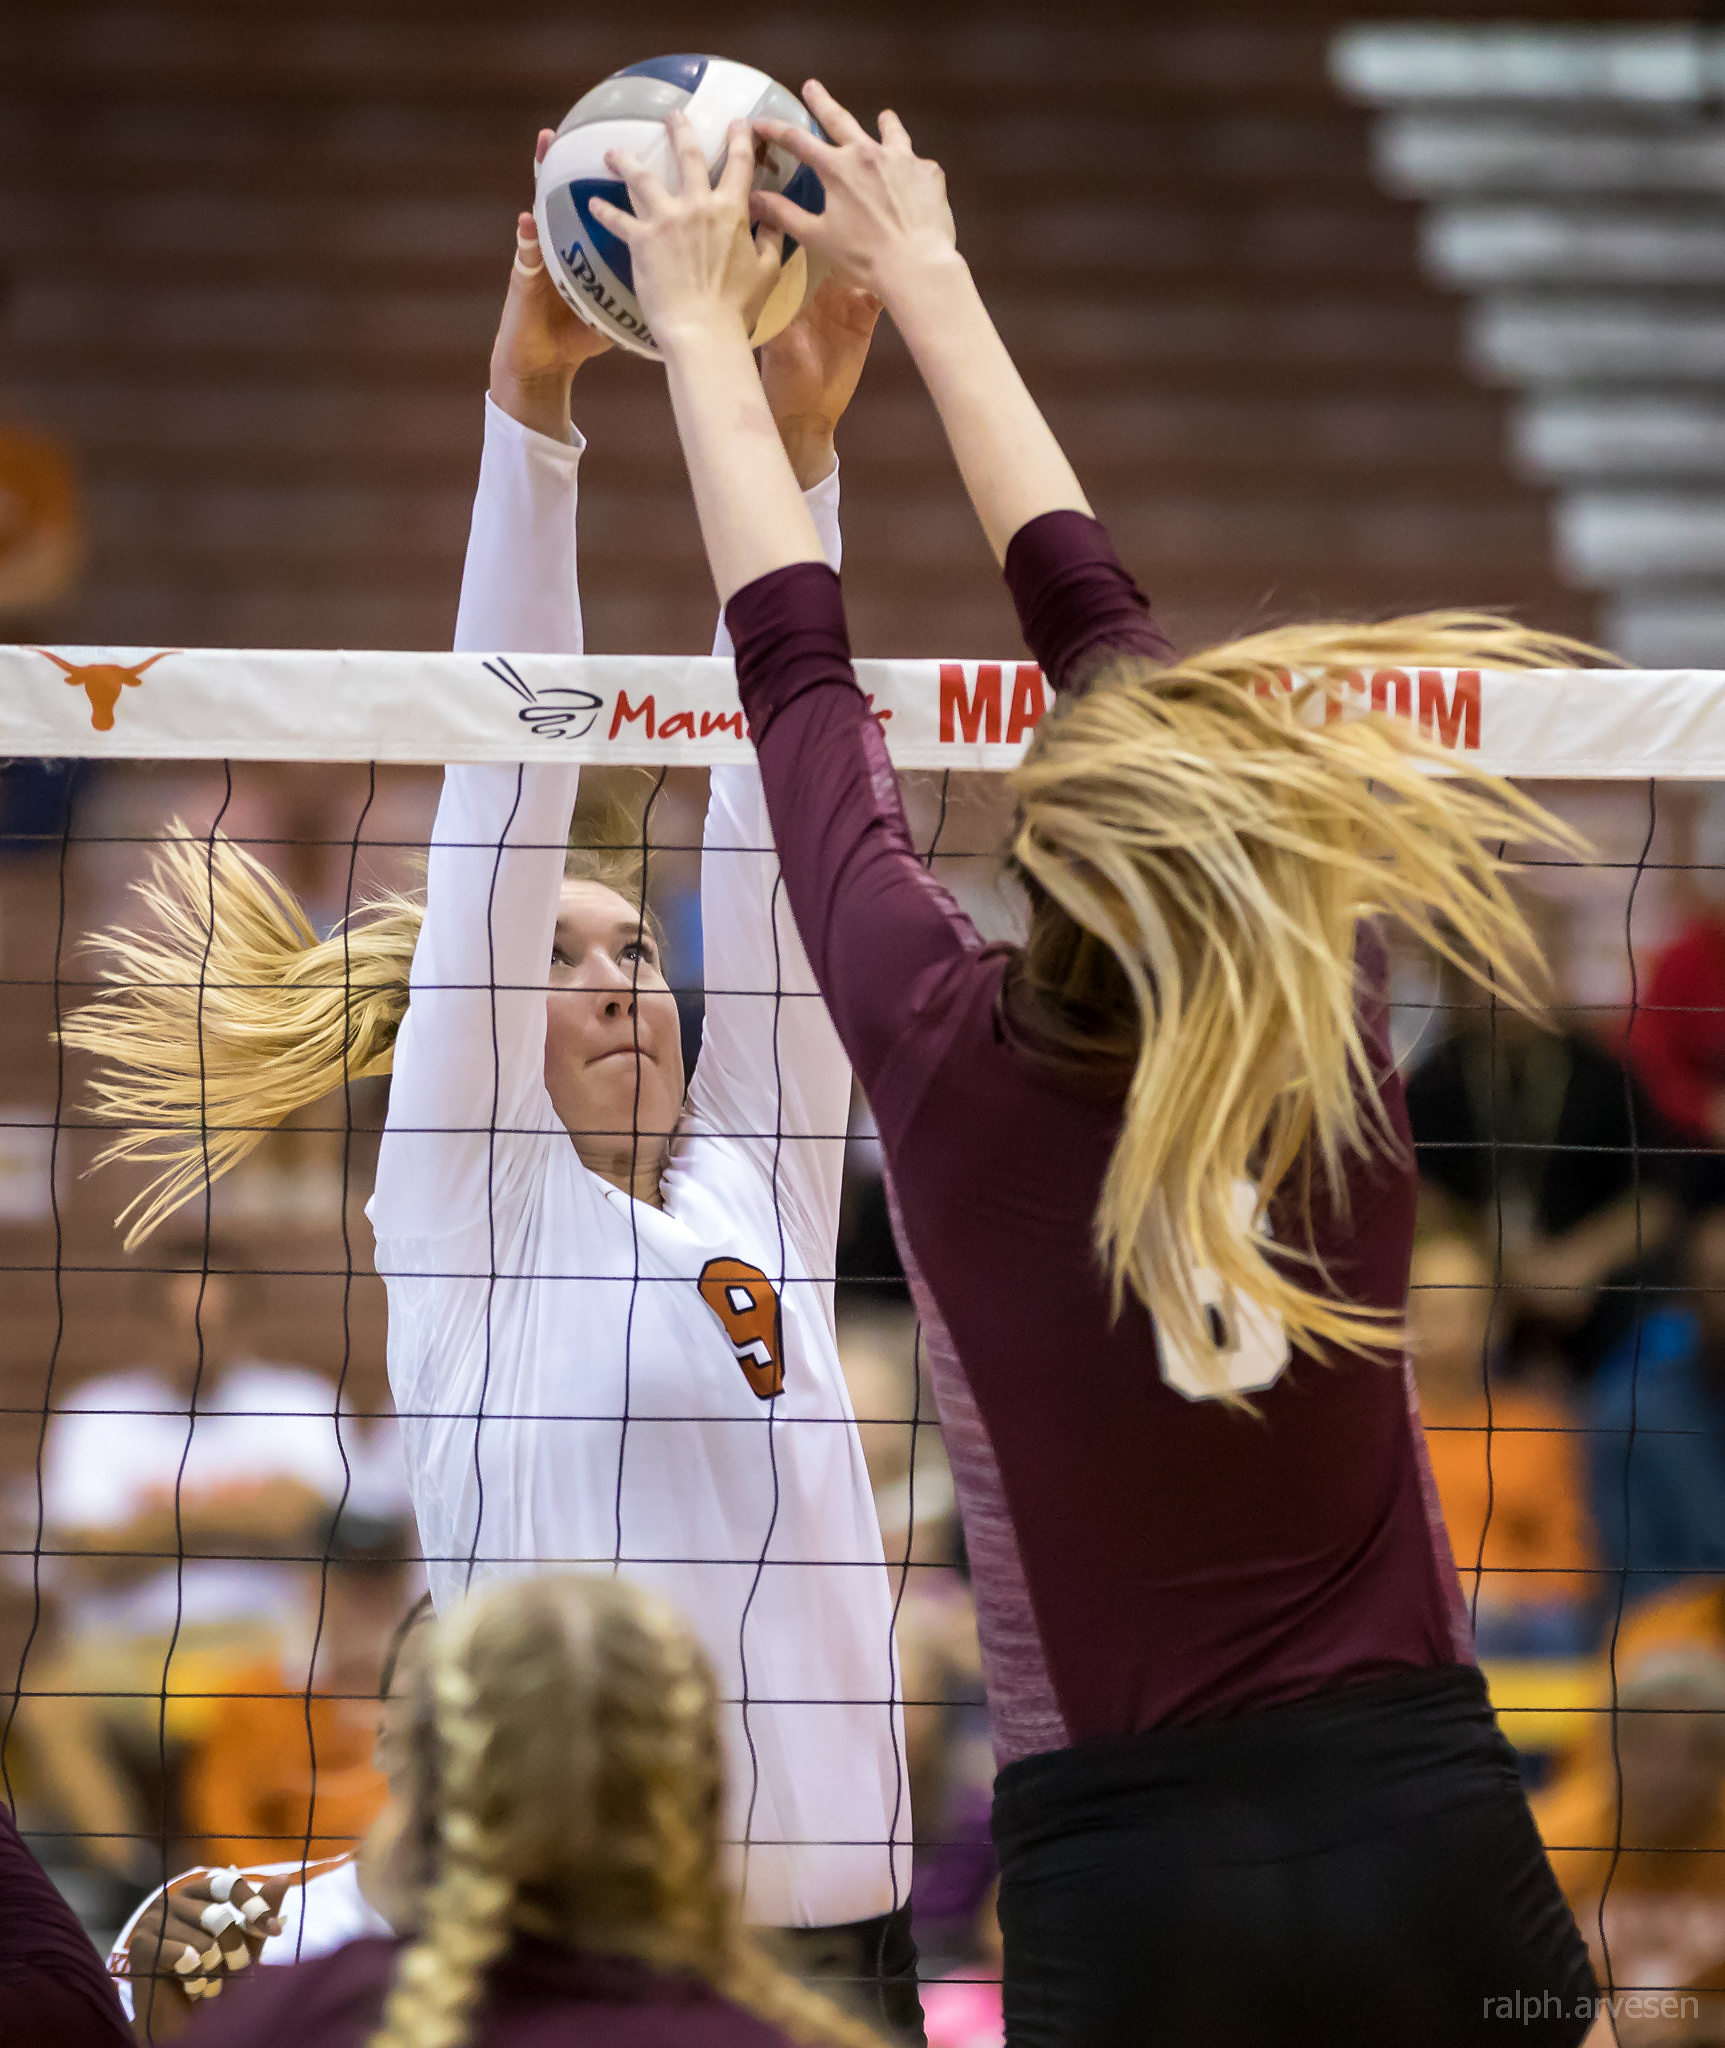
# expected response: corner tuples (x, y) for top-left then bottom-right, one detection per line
(224, 1944), (252, 1973)
(199, 1942), (224, 1973)
(204, 1978), (224, 2001)
(199, 1901), (244, 1938)
(173, 1947), (201, 1977)
(206, 1867), (241, 1904)
(513, 253), (546, 276)
(183, 1978), (207, 2002)
(239, 1894), (271, 1927)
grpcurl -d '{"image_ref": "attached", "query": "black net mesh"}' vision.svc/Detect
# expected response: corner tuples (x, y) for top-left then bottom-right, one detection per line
(1, 754), (1721, 2040)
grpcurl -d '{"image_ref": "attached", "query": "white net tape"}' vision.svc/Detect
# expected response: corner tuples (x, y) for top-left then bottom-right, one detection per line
(12, 645), (1725, 774)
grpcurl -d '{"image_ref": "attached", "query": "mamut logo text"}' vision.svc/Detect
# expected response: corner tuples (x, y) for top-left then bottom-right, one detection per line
(606, 692), (893, 743)
(34, 649), (174, 731)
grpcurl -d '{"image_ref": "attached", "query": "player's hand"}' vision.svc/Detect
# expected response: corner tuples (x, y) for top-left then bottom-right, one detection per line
(125, 1867), (288, 2010)
(751, 81), (958, 305)
(592, 114), (781, 347)
(489, 128), (611, 441)
(760, 279), (882, 489)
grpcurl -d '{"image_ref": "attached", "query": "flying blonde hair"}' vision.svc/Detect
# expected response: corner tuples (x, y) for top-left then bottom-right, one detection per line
(369, 1573), (884, 2048)
(61, 792), (661, 1250)
(1007, 611), (1594, 1387)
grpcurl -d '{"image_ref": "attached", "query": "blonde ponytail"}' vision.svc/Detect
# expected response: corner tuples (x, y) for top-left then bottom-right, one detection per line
(60, 822), (421, 1250)
(60, 793), (666, 1252)
(366, 1617), (518, 2048)
(1009, 611), (1597, 1388)
(368, 1574), (888, 2048)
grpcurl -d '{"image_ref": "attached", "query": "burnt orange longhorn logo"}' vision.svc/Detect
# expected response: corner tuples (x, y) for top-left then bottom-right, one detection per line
(33, 649), (174, 731)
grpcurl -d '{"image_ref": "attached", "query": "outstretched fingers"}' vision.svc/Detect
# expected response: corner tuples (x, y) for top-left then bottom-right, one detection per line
(877, 107), (916, 153)
(751, 188), (821, 242)
(715, 118), (756, 206)
(598, 142), (665, 232)
(802, 78), (869, 144)
(667, 107), (710, 195)
(753, 116), (837, 174)
(587, 190), (639, 243)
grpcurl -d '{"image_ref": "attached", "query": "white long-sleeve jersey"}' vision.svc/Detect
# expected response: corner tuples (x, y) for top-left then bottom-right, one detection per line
(367, 400), (907, 1930)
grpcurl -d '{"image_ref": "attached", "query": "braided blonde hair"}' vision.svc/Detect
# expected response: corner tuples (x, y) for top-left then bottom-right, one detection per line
(61, 794), (661, 1250)
(369, 1574), (885, 2048)
(1008, 611), (1595, 1387)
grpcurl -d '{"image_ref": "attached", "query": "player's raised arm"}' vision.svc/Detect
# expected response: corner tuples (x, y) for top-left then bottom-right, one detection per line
(594, 115), (984, 1095)
(689, 287), (877, 1279)
(591, 116), (825, 603)
(752, 81), (1090, 566)
(371, 169), (612, 1243)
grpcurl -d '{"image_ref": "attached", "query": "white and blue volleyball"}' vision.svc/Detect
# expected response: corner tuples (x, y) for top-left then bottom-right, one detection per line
(535, 55), (827, 361)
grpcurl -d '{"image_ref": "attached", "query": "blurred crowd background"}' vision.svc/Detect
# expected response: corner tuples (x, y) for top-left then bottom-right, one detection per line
(6, 0), (1725, 2040)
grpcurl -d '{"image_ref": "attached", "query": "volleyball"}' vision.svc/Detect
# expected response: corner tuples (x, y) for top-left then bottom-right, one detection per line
(534, 55), (828, 361)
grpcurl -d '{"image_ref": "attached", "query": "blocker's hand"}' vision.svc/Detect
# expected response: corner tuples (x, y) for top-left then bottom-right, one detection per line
(489, 128), (611, 442)
(592, 114), (781, 344)
(760, 278), (883, 488)
(751, 80), (957, 305)
(125, 1866), (289, 2021)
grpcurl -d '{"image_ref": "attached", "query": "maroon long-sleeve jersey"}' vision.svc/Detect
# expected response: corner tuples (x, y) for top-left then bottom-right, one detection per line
(725, 511), (1472, 1764)
(183, 1935), (801, 2048)
(0, 1802), (132, 2048)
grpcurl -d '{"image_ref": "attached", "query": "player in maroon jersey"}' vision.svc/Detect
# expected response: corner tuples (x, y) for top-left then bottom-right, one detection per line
(592, 94), (1600, 2048)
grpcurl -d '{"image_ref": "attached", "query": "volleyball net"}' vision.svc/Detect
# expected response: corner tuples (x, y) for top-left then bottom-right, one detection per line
(2, 644), (1723, 2024)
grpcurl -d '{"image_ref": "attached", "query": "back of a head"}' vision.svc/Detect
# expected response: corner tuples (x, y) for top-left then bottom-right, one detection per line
(1007, 612), (1596, 1389)
(370, 1573), (883, 2048)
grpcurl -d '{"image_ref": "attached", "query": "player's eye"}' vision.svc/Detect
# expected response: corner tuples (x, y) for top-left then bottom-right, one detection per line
(621, 939), (655, 967)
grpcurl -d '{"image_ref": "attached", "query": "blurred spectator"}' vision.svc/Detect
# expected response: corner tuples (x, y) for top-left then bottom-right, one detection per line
(1405, 990), (1676, 1382)
(838, 1296), (953, 1574)
(0, 758), (81, 855)
(1591, 1209), (1725, 1605)
(14, 1236), (407, 1893)
(1535, 1634), (1725, 2044)
(1409, 1233), (1596, 1655)
(1630, 909), (1725, 1204)
(188, 1513), (414, 1868)
(837, 1092), (910, 1302)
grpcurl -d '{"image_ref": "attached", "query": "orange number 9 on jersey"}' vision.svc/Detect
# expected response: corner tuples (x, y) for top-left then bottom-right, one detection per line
(697, 1257), (784, 1400)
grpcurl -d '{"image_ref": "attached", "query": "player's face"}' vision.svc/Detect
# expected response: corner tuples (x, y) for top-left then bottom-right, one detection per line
(544, 880), (686, 1181)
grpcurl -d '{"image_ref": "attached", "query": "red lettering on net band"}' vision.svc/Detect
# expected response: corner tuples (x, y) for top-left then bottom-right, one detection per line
(939, 663), (1046, 746)
(1419, 668), (1480, 751)
(1324, 668), (1482, 751)
(697, 1257), (785, 1400)
(610, 690), (655, 741)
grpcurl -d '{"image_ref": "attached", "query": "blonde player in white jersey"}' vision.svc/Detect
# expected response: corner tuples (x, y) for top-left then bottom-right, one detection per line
(67, 144), (916, 2040)
(368, 151), (913, 2023)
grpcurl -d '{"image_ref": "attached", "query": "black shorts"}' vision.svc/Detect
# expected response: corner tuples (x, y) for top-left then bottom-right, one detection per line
(992, 1665), (1595, 2048)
